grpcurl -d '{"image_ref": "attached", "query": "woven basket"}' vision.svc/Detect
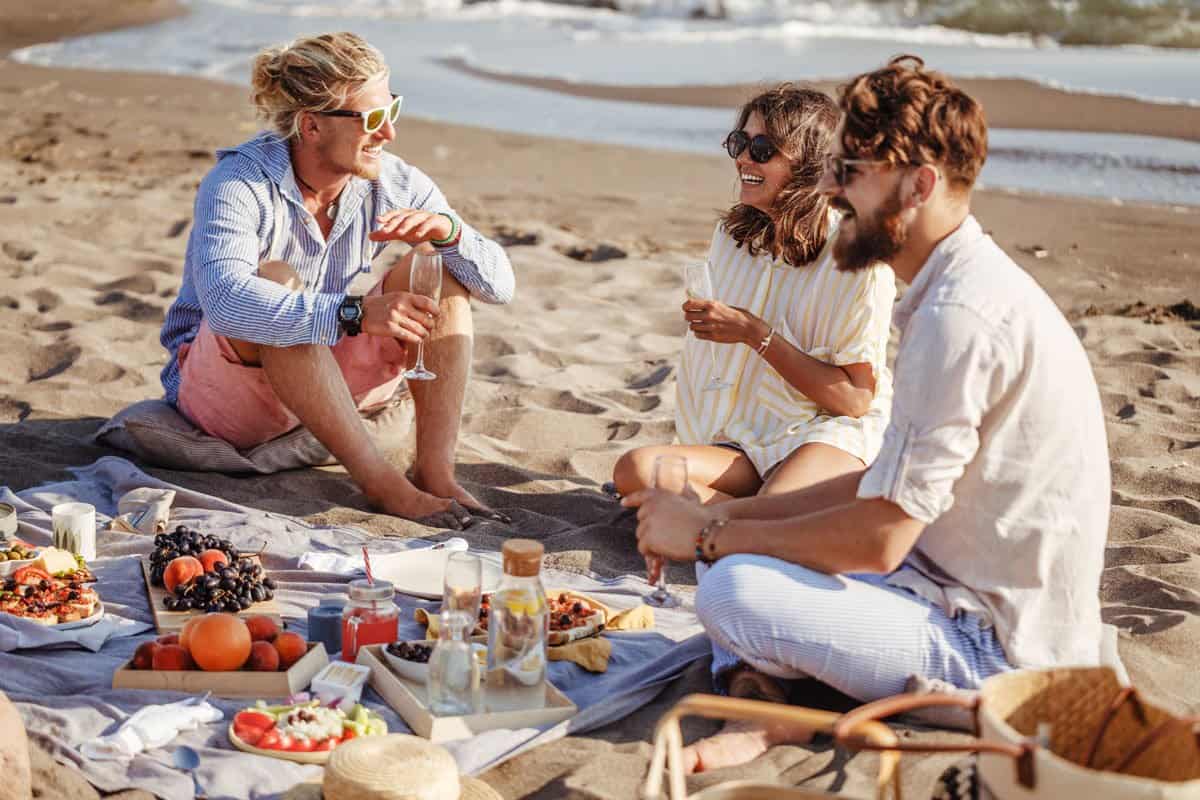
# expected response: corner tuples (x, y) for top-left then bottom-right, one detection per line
(834, 667), (1200, 800)
(641, 694), (902, 800)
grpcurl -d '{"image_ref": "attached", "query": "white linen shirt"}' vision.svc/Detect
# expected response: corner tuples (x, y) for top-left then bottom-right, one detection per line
(857, 215), (1110, 669)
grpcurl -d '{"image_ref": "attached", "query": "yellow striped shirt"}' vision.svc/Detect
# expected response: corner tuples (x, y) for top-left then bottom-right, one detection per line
(675, 221), (896, 476)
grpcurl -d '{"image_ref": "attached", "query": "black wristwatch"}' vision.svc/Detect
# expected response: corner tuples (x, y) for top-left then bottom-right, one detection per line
(338, 295), (364, 337)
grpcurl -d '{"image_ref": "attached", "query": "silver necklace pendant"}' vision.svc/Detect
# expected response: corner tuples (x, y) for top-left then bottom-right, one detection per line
(326, 201), (338, 220)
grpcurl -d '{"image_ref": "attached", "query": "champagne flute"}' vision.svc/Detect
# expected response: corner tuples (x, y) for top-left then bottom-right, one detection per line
(683, 261), (731, 392)
(644, 454), (686, 609)
(442, 551), (483, 627)
(404, 250), (442, 381)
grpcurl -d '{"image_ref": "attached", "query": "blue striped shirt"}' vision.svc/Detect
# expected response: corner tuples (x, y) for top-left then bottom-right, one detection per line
(159, 132), (514, 403)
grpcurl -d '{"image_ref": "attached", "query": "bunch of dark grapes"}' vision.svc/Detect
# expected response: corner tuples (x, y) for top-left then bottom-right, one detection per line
(149, 525), (238, 587)
(162, 558), (276, 613)
(150, 525), (276, 613)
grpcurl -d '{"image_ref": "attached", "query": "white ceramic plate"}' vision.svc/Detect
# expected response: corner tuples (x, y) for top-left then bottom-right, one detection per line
(370, 550), (502, 600)
(53, 600), (106, 631)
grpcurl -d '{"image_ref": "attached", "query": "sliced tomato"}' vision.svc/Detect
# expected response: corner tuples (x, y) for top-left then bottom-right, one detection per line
(11, 566), (52, 585)
(313, 737), (337, 751)
(340, 727), (357, 741)
(285, 736), (316, 753)
(232, 710), (275, 745)
(256, 727), (283, 751)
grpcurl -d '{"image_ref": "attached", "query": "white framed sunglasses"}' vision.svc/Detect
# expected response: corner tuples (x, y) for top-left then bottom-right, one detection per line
(318, 94), (403, 134)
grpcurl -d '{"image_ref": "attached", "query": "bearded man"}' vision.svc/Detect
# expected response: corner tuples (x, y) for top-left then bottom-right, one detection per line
(625, 55), (1112, 772)
(159, 33), (514, 528)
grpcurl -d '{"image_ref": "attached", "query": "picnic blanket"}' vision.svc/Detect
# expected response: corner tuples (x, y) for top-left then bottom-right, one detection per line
(0, 456), (709, 800)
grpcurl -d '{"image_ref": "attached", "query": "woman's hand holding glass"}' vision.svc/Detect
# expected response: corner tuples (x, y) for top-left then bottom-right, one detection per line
(683, 299), (767, 347)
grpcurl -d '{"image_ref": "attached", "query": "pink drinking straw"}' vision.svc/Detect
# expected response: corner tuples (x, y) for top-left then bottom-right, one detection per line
(361, 546), (375, 585)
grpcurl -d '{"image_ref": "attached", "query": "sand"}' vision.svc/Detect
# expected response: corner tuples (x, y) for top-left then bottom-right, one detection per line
(0, 2), (1198, 798)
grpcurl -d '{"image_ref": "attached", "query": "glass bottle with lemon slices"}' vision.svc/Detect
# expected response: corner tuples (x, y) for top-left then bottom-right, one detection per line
(486, 539), (549, 709)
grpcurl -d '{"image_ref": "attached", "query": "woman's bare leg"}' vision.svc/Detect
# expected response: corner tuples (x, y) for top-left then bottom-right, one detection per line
(612, 444), (761, 503)
(758, 442), (865, 496)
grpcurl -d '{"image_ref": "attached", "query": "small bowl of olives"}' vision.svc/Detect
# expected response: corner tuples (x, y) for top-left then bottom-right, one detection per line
(0, 543), (39, 577)
(384, 640), (434, 683)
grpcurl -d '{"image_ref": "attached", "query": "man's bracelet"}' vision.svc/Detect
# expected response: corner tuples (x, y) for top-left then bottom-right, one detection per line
(755, 327), (775, 356)
(695, 518), (729, 565)
(431, 213), (462, 248)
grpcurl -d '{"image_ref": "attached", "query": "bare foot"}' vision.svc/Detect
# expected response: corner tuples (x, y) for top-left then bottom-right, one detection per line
(682, 718), (817, 774)
(411, 469), (512, 524)
(362, 476), (470, 530)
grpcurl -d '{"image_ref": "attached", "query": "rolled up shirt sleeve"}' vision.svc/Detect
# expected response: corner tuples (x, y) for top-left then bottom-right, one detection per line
(190, 171), (342, 347)
(857, 303), (1014, 524)
(405, 166), (515, 305)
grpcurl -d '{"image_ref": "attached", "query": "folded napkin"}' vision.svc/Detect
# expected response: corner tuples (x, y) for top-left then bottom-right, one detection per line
(80, 696), (223, 760)
(548, 637), (612, 673)
(109, 488), (176, 535)
(297, 537), (469, 574)
(0, 612), (152, 653)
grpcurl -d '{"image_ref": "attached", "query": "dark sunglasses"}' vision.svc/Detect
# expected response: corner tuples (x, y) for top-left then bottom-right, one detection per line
(824, 153), (901, 187)
(317, 94), (403, 134)
(724, 130), (777, 164)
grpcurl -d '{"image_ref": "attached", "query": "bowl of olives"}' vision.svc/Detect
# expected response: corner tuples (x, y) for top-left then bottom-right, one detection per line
(384, 640), (434, 683)
(0, 542), (39, 577)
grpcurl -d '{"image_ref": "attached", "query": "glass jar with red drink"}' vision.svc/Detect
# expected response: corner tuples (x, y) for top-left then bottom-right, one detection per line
(341, 578), (399, 662)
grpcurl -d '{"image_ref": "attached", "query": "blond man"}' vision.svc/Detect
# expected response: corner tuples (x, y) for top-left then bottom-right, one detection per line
(160, 33), (514, 528)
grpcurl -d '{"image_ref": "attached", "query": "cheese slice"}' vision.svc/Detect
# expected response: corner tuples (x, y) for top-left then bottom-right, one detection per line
(34, 547), (78, 575)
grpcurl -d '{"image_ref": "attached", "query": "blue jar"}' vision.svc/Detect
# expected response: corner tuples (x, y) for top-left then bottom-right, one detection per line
(307, 595), (345, 657)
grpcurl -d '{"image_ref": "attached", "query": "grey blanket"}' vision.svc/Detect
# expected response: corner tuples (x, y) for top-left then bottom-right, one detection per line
(1, 457), (708, 800)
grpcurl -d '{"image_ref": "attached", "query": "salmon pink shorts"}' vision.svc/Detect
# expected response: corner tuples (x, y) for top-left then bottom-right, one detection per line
(177, 306), (408, 450)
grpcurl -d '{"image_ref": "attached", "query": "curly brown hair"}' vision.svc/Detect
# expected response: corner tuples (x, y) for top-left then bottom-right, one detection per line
(838, 55), (988, 193)
(719, 84), (839, 268)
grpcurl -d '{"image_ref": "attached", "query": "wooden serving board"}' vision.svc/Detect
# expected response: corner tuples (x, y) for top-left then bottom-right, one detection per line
(112, 642), (329, 697)
(140, 559), (283, 633)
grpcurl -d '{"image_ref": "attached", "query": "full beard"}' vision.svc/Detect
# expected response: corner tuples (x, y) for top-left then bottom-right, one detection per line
(832, 184), (908, 272)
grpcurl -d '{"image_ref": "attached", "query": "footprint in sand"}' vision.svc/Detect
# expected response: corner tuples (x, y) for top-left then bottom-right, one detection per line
(0, 397), (32, 422)
(27, 288), (60, 313)
(605, 421), (641, 441)
(27, 342), (81, 382)
(94, 290), (163, 323)
(97, 274), (157, 295)
(599, 389), (661, 413)
(34, 321), (73, 333)
(0, 296), (18, 310)
(626, 363), (672, 390)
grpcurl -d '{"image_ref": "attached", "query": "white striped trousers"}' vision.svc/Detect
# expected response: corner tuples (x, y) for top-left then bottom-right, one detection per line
(695, 554), (1013, 702)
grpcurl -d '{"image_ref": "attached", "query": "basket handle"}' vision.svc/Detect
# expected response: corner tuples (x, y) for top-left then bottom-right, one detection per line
(833, 693), (1037, 790)
(642, 694), (902, 800)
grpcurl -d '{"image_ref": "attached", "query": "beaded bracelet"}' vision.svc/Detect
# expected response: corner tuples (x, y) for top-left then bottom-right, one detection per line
(695, 518), (729, 565)
(431, 212), (462, 247)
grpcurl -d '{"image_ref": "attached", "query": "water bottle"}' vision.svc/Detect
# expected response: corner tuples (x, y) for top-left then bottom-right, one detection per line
(486, 539), (548, 710)
(427, 610), (479, 716)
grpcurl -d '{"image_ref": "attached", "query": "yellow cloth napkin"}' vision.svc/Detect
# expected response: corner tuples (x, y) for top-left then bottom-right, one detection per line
(415, 590), (655, 673)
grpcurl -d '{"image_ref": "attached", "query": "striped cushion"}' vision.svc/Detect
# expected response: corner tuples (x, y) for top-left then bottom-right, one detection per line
(94, 396), (413, 474)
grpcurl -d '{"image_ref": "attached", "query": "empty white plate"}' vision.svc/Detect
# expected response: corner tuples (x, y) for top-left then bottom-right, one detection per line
(370, 549), (503, 600)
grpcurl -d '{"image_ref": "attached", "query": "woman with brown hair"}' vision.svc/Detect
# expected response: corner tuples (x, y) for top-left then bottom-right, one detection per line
(612, 84), (896, 503)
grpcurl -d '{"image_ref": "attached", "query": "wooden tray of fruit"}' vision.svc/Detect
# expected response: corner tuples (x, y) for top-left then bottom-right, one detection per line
(142, 525), (282, 632)
(112, 614), (326, 697)
(227, 700), (387, 764)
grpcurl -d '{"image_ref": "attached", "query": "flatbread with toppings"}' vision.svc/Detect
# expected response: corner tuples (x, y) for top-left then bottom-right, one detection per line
(0, 566), (100, 626)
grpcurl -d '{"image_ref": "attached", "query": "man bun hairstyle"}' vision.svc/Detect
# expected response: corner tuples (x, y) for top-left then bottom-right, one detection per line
(250, 32), (388, 140)
(838, 55), (988, 194)
(720, 84), (840, 268)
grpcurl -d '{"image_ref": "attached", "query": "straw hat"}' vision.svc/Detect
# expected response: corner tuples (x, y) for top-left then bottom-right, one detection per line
(283, 735), (502, 800)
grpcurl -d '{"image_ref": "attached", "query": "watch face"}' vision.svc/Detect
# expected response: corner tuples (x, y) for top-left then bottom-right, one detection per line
(339, 302), (360, 322)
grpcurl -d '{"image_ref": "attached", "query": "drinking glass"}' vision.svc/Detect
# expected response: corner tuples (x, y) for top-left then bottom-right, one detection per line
(644, 454), (686, 609)
(427, 610), (480, 716)
(442, 551), (483, 626)
(683, 261), (731, 392)
(404, 251), (442, 381)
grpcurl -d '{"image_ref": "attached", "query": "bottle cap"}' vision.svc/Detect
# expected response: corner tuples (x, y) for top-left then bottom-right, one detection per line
(348, 578), (395, 602)
(501, 539), (544, 578)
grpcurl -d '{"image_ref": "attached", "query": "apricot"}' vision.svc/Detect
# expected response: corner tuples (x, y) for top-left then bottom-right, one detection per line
(163, 556), (204, 593)
(272, 631), (307, 670)
(245, 640), (280, 672)
(157, 634), (179, 646)
(132, 641), (160, 670)
(244, 615), (279, 643)
(152, 644), (195, 671)
(198, 549), (229, 573)
(188, 613), (252, 672)
(179, 615), (202, 653)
